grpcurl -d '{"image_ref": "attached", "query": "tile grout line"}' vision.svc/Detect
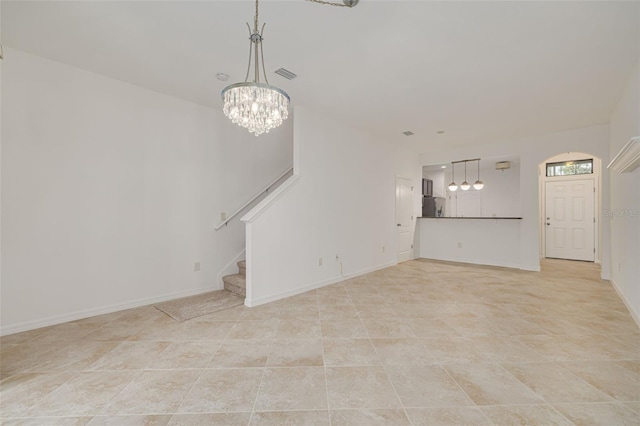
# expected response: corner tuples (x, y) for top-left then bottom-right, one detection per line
(439, 363), (495, 426)
(317, 290), (333, 426)
(246, 328), (276, 424)
(90, 369), (144, 417)
(170, 366), (209, 418)
(545, 402), (579, 426)
(368, 334), (413, 424)
(169, 309), (236, 421)
(490, 360), (584, 424)
(506, 359), (618, 404)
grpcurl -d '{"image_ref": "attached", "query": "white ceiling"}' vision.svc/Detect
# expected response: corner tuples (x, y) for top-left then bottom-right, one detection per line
(423, 153), (520, 173)
(2, 1), (638, 153)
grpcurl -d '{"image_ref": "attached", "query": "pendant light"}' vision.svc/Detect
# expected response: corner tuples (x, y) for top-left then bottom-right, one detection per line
(473, 159), (484, 190)
(460, 161), (471, 191)
(221, 0), (290, 136)
(448, 162), (458, 191)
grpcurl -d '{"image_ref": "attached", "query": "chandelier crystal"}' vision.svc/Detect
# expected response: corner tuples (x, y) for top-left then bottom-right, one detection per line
(222, 83), (289, 136)
(221, 0), (290, 136)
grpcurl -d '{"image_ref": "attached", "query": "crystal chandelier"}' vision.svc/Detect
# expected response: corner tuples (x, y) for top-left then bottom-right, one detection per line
(221, 0), (289, 136)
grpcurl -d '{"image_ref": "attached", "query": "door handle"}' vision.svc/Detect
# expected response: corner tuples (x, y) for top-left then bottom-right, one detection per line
(546, 223), (550, 226)
(397, 224), (401, 227)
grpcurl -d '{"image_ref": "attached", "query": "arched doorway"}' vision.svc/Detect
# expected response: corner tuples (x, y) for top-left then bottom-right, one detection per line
(538, 152), (602, 262)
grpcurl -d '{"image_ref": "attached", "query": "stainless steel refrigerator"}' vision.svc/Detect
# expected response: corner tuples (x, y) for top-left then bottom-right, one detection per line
(422, 196), (446, 217)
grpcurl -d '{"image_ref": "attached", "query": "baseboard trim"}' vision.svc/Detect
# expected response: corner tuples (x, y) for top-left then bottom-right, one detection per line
(245, 261), (397, 307)
(610, 278), (640, 328)
(520, 264), (542, 272)
(0, 285), (220, 336)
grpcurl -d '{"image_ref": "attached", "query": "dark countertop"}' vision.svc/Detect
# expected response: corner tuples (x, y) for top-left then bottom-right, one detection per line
(418, 217), (522, 220)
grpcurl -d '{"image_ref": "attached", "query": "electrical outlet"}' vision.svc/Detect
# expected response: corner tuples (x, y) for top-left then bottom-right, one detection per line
(194, 262), (200, 272)
(318, 257), (323, 267)
(382, 245), (385, 253)
(457, 242), (462, 248)
(220, 212), (227, 221)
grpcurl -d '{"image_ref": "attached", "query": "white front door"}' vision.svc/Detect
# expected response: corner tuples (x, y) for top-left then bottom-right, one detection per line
(545, 179), (595, 261)
(396, 177), (413, 263)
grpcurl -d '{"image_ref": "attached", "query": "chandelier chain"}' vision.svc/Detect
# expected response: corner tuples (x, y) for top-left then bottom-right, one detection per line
(260, 28), (270, 85)
(254, 0), (260, 32)
(244, 24), (252, 83)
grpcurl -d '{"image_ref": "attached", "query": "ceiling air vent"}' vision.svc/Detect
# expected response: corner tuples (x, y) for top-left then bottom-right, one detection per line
(403, 131), (415, 136)
(275, 68), (297, 80)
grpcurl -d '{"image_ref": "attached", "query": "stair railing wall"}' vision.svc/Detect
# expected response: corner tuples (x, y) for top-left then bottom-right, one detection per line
(214, 167), (294, 230)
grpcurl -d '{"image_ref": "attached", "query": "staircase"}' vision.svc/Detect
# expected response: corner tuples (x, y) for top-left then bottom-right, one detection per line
(223, 260), (246, 297)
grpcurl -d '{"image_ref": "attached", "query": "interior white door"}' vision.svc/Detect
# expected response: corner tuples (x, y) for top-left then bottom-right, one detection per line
(545, 179), (595, 261)
(396, 177), (413, 263)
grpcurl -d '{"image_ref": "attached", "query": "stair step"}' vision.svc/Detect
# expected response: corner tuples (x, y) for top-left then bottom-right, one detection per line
(223, 274), (246, 297)
(238, 260), (246, 276)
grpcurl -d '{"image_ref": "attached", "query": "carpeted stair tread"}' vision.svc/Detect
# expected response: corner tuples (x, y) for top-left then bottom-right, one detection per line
(154, 290), (243, 321)
(223, 273), (246, 297)
(237, 260), (246, 276)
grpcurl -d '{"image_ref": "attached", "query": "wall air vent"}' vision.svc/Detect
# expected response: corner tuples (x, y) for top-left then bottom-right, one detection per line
(274, 68), (297, 80)
(403, 131), (415, 136)
(496, 161), (511, 171)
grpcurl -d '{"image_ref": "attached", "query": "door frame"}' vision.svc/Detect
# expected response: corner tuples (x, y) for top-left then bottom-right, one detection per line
(538, 153), (601, 263)
(544, 178), (595, 261)
(395, 175), (415, 263)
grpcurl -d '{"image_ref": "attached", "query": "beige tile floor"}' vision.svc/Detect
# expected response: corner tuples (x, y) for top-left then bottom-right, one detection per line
(1, 259), (639, 425)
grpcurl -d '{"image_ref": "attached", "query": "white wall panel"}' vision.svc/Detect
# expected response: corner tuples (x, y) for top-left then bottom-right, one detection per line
(0, 48), (292, 334)
(609, 59), (640, 325)
(244, 107), (421, 306)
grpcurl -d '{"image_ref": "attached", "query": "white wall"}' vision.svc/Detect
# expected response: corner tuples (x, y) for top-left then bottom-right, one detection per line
(609, 60), (640, 324)
(1, 48), (293, 334)
(0, 5), (4, 331)
(419, 219), (521, 269)
(420, 124), (610, 273)
(477, 161), (521, 218)
(243, 107), (421, 306)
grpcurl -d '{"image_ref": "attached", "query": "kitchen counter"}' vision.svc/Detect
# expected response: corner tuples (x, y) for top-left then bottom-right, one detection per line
(419, 217), (522, 219)
(417, 217), (522, 269)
